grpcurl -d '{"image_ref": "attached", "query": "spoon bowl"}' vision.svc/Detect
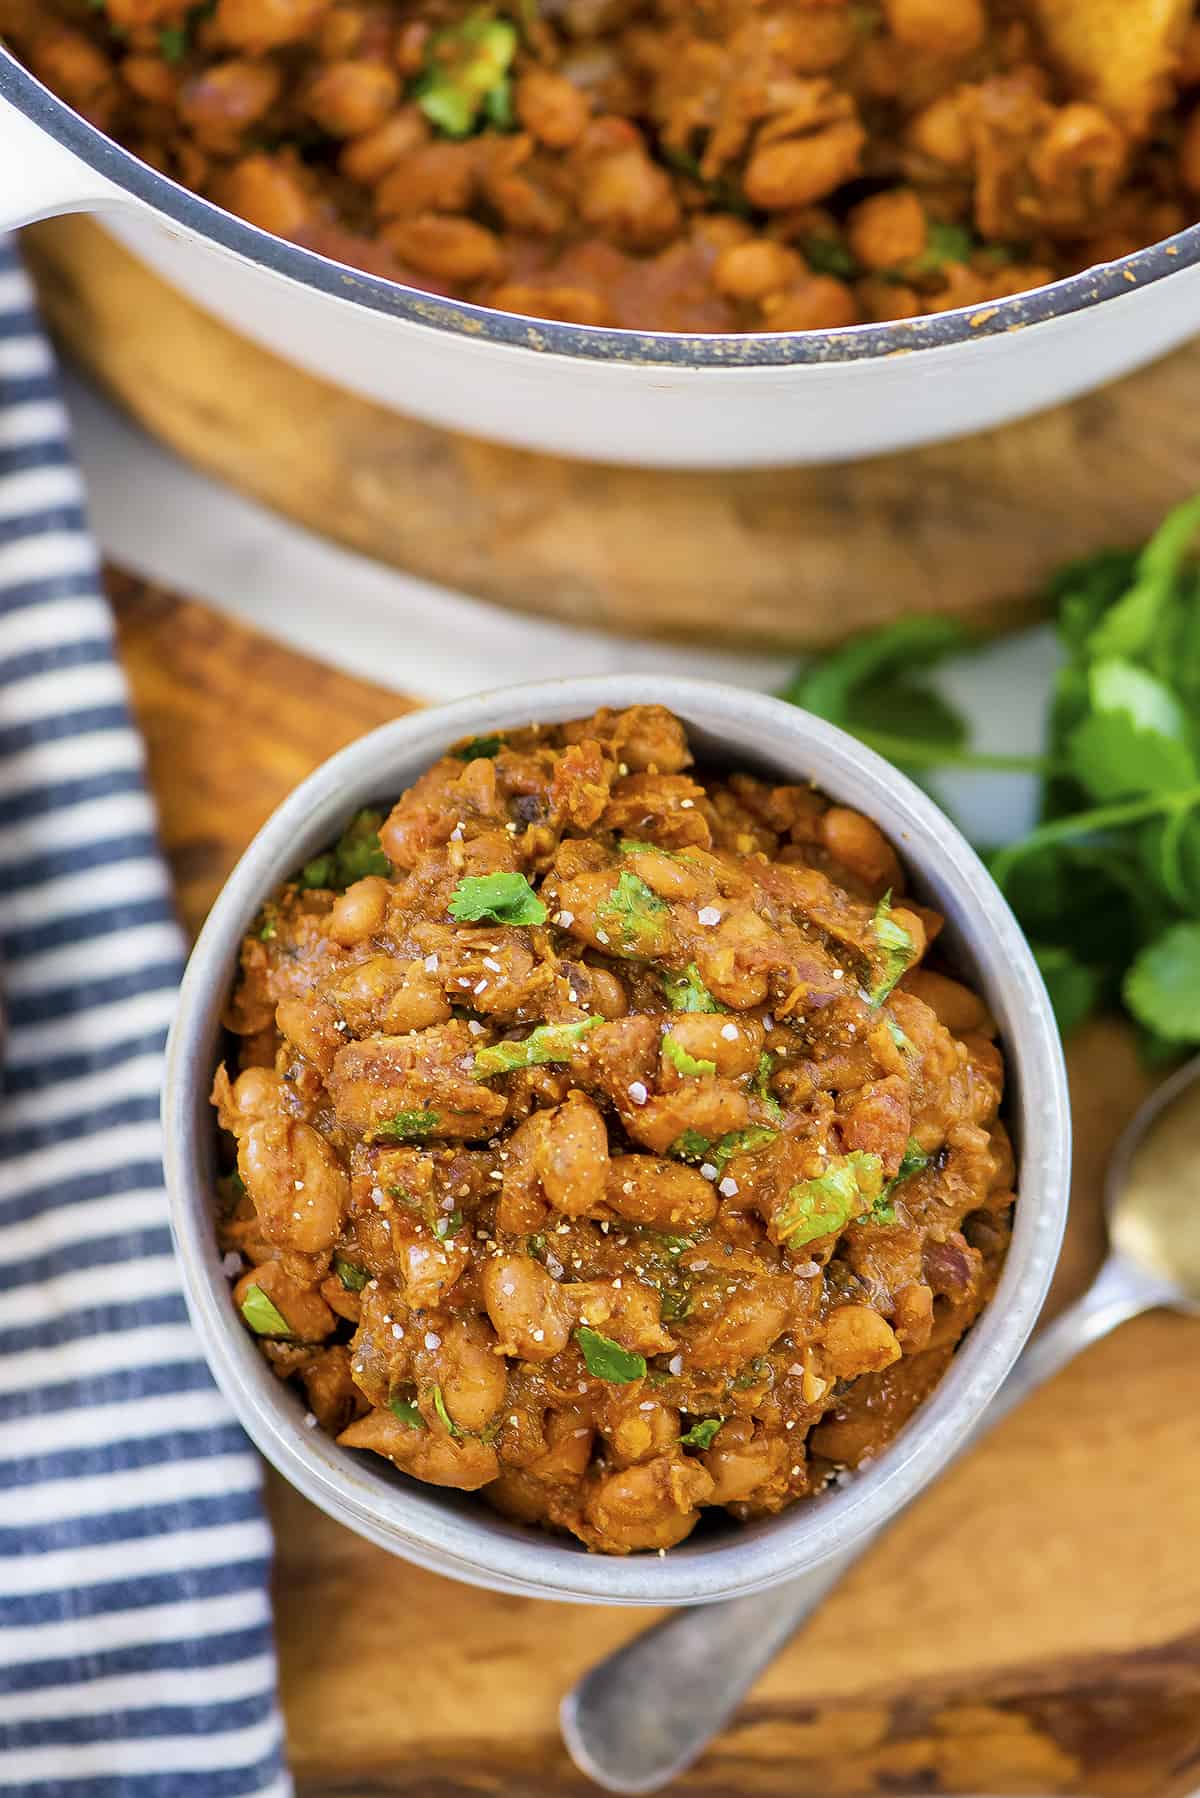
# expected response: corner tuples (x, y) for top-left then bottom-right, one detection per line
(1108, 1056), (1200, 1309)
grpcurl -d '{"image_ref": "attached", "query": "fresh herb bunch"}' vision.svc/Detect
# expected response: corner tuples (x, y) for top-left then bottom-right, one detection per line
(782, 494), (1200, 1054)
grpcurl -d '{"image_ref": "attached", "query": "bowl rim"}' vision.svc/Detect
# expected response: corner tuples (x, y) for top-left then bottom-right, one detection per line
(5, 46), (1199, 372)
(164, 674), (1069, 1604)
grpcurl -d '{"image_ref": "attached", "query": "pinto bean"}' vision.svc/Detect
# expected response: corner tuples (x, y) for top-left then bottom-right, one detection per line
(516, 67), (590, 148)
(305, 57), (398, 137)
(326, 876), (389, 945)
(238, 1117), (349, 1254)
(822, 1304), (902, 1378)
(702, 1417), (788, 1506)
(604, 1156), (718, 1231)
(582, 1455), (713, 1552)
(381, 214), (505, 283)
(902, 970), (996, 1037)
(179, 58), (283, 151)
(882, 0), (985, 55)
(338, 1406), (499, 1489)
(214, 0), (329, 54)
(483, 1254), (574, 1360)
(744, 119), (865, 210)
(217, 153), (313, 236)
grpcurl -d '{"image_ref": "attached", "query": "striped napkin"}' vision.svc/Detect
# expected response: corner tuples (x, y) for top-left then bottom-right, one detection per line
(0, 241), (290, 1795)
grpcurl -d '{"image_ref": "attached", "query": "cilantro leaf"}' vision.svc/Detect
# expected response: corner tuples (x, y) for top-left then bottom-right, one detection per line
(430, 1384), (460, 1436)
(453, 734), (504, 761)
(662, 963), (723, 1012)
(670, 1128), (713, 1163)
(867, 891), (914, 1005)
(596, 870), (669, 954)
(802, 235), (858, 279)
(1124, 922), (1200, 1042)
(671, 1124), (776, 1172)
(875, 1136), (932, 1220)
(333, 1256), (369, 1292)
(299, 810), (392, 890)
(159, 22), (189, 62)
(905, 219), (975, 275)
(449, 871), (547, 926)
(775, 1152), (883, 1247)
(240, 1285), (292, 1337)
(1067, 659), (1197, 800)
(679, 1418), (724, 1451)
(374, 1109), (440, 1140)
(575, 1326), (647, 1384)
(415, 14), (518, 138)
(753, 1051), (784, 1122)
(1088, 494), (1200, 662)
(473, 1016), (600, 1078)
(662, 1035), (716, 1078)
(387, 1394), (426, 1429)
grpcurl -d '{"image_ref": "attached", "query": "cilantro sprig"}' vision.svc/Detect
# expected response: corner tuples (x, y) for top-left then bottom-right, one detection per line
(782, 494), (1200, 1053)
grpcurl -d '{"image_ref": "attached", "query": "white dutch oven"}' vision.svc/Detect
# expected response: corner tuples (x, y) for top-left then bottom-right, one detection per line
(3, 49), (1200, 469)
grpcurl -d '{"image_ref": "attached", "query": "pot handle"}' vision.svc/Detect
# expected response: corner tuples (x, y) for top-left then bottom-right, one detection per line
(0, 95), (127, 232)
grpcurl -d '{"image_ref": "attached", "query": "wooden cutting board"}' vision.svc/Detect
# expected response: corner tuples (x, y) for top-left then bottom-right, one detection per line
(32, 214), (1200, 651)
(112, 570), (1200, 1798)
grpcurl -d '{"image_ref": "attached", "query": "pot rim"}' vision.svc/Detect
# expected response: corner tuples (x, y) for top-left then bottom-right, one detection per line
(163, 673), (1070, 1605)
(5, 48), (1200, 371)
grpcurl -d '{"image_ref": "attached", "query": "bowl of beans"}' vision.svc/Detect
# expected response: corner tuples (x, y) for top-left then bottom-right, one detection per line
(163, 675), (1069, 1603)
(4, 3), (1200, 465)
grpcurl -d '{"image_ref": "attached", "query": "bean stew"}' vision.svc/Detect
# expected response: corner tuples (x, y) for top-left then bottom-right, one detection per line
(211, 705), (1015, 1554)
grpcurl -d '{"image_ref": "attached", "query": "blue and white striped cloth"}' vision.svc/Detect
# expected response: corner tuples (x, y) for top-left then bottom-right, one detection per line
(0, 241), (290, 1796)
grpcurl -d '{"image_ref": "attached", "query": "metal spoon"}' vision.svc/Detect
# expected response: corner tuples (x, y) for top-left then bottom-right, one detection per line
(561, 1052), (1200, 1795)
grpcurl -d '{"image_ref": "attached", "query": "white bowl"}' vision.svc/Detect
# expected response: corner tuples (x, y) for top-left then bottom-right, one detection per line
(163, 675), (1070, 1605)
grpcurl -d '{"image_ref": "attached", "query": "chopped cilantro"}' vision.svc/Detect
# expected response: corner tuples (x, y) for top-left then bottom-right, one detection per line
(733, 1356), (771, 1390)
(415, 14), (519, 138)
(867, 891), (914, 1005)
(659, 1288), (691, 1323)
(159, 22), (189, 62)
(775, 1151), (884, 1248)
(597, 870), (669, 954)
(297, 852), (335, 890)
(387, 1394), (426, 1429)
(671, 1128), (713, 1163)
(753, 1051), (785, 1121)
(298, 810), (391, 891)
(433, 1210), (464, 1241)
(374, 1109), (440, 1141)
(679, 1417), (723, 1451)
(906, 219), (975, 275)
(240, 1284), (291, 1337)
(473, 1016), (600, 1078)
(885, 1013), (916, 1055)
(333, 1256), (369, 1292)
(802, 235), (858, 279)
(575, 1326), (647, 1384)
(258, 911), (278, 942)
(662, 963), (723, 1012)
(448, 870), (547, 926)
(454, 734), (504, 760)
(662, 1035), (717, 1078)
(430, 1384), (460, 1436)
(671, 1124), (777, 1173)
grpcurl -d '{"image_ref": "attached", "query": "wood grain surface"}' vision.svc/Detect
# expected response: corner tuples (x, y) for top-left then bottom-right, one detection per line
(34, 215), (1200, 652)
(111, 572), (1200, 1798)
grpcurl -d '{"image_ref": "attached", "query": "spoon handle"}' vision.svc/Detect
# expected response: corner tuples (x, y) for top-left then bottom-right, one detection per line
(560, 1251), (1172, 1795)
